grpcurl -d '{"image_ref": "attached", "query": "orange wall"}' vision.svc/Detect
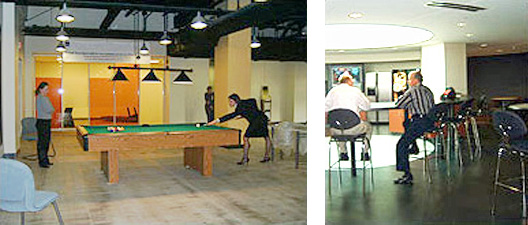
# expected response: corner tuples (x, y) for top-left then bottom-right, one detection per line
(89, 69), (139, 118)
(35, 78), (62, 128)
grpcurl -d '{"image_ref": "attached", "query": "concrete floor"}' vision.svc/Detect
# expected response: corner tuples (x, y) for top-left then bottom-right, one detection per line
(0, 132), (307, 225)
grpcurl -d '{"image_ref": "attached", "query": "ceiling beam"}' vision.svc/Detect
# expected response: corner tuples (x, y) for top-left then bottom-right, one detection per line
(11, 0), (233, 15)
(24, 26), (164, 40)
(99, 9), (121, 30)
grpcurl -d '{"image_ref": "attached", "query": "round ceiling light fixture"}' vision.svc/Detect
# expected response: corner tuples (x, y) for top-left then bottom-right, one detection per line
(347, 12), (364, 19)
(325, 24), (434, 50)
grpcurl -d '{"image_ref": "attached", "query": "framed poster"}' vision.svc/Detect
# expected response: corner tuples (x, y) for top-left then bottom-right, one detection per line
(391, 69), (418, 101)
(325, 64), (364, 94)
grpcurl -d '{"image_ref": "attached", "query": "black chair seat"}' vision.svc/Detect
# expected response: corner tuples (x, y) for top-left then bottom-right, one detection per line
(511, 139), (528, 153)
(331, 133), (366, 142)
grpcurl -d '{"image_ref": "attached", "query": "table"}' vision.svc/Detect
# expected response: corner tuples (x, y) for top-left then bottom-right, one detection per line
(369, 101), (397, 111)
(508, 103), (528, 123)
(76, 124), (240, 184)
(491, 96), (522, 110)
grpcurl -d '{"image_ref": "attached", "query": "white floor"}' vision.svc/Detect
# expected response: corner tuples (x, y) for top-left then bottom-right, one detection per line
(326, 134), (435, 169)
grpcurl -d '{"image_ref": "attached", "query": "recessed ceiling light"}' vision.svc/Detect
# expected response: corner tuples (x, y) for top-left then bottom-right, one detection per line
(496, 49), (504, 53)
(338, 50), (345, 53)
(325, 24), (433, 50)
(479, 43), (488, 48)
(456, 22), (466, 27)
(465, 33), (474, 37)
(348, 12), (364, 19)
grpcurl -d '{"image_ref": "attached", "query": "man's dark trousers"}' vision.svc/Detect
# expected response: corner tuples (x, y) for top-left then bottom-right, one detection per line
(396, 115), (434, 172)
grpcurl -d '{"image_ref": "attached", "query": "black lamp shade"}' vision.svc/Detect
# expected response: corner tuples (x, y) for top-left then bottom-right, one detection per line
(112, 68), (128, 81)
(173, 71), (193, 84)
(142, 70), (161, 82)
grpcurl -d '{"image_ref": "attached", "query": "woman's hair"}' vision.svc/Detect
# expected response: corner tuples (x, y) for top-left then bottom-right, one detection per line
(35, 82), (49, 95)
(228, 93), (241, 103)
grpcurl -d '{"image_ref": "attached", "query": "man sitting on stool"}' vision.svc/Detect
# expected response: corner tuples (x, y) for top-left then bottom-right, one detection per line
(325, 72), (372, 161)
(394, 71), (435, 185)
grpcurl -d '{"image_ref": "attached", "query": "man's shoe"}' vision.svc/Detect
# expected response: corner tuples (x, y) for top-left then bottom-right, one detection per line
(339, 153), (349, 161)
(394, 174), (413, 185)
(361, 152), (370, 161)
(39, 164), (49, 168)
(47, 162), (54, 166)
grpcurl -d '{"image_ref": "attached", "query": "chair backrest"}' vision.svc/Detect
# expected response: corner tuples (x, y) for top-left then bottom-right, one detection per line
(327, 109), (360, 130)
(0, 158), (36, 211)
(457, 98), (475, 116)
(477, 95), (488, 111)
(492, 110), (527, 140)
(426, 103), (450, 122)
(21, 117), (38, 141)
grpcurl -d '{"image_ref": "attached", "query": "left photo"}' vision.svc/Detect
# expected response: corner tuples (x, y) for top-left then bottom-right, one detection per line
(0, 0), (307, 224)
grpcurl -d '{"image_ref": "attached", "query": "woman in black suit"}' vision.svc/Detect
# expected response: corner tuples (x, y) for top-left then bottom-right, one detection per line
(207, 93), (271, 165)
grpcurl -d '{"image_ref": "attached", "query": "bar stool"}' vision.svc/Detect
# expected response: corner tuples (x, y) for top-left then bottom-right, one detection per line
(327, 109), (373, 194)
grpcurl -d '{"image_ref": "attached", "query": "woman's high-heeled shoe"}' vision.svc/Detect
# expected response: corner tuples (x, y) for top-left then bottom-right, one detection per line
(259, 157), (271, 163)
(237, 157), (250, 165)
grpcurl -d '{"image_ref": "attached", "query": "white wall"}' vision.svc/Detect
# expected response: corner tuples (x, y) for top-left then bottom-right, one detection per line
(251, 61), (307, 122)
(168, 57), (210, 123)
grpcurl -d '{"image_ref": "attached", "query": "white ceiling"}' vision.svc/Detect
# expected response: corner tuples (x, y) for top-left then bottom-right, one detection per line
(325, 0), (528, 57)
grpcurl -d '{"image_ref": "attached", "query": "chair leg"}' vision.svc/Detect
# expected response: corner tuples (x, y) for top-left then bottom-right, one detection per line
(20, 212), (25, 225)
(52, 201), (64, 225)
(423, 137), (432, 183)
(522, 156), (526, 218)
(464, 120), (474, 161)
(440, 131), (450, 177)
(367, 138), (374, 186)
(362, 140), (366, 194)
(491, 147), (504, 216)
(470, 117), (482, 159)
(328, 139), (332, 194)
(452, 123), (463, 168)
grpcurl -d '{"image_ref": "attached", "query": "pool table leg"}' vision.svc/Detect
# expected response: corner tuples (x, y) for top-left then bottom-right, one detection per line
(184, 147), (212, 176)
(101, 150), (119, 184)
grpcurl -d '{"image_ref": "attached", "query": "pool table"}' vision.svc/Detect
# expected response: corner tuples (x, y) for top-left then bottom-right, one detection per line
(76, 124), (240, 184)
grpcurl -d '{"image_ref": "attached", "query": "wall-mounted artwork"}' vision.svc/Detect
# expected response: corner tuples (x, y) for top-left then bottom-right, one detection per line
(391, 69), (418, 101)
(325, 64), (364, 94)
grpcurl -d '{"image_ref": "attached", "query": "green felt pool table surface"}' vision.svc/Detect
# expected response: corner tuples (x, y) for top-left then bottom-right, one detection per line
(82, 124), (233, 134)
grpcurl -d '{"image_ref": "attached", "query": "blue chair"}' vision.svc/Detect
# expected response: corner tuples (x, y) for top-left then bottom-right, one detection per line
(21, 117), (38, 141)
(0, 158), (64, 225)
(491, 110), (528, 218)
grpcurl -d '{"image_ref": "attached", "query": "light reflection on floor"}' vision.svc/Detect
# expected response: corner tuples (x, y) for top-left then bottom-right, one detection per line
(326, 134), (435, 169)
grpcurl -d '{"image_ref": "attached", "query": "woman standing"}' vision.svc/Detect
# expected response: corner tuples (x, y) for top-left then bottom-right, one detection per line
(36, 82), (55, 168)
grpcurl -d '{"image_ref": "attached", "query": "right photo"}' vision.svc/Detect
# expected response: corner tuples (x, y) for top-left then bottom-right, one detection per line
(324, 0), (528, 224)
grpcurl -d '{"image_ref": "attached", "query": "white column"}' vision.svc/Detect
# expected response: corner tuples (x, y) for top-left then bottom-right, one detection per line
(421, 42), (468, 102)
(421, 43), (446, 102)
(2, 2), (17, 156)
(445, 43), (467, 95)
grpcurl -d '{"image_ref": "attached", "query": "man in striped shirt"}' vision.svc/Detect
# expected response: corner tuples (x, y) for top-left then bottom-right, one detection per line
(394, 71), (435, 185)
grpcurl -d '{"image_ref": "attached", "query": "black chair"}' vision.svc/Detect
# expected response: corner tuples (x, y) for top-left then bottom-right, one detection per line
(327, 109), (373, 193)
(455, 99), (483, 161)
(63, 107), (74, 127)
(421, 103), (451, 181)
(491, 110), (528, 218)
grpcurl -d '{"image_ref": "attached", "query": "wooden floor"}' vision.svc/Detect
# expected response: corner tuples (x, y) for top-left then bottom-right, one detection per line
(0, 132), (307, 225)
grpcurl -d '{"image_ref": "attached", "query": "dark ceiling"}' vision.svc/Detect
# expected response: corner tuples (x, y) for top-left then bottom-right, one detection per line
(12, 0), (307, 61)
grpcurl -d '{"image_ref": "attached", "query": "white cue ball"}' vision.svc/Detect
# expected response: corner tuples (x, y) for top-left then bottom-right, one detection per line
(195, 124), (200, 127)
